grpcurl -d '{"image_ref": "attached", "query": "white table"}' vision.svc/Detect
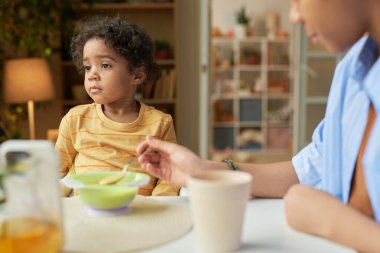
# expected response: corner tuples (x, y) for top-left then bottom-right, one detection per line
(0, 196), (355, 253)
(142, 196), (355, 253)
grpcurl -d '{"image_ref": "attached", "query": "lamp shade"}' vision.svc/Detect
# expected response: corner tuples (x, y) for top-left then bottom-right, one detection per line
(3, 58), (55, 103)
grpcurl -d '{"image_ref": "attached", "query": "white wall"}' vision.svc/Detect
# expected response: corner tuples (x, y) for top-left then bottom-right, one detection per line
(212, 0), (292, 36)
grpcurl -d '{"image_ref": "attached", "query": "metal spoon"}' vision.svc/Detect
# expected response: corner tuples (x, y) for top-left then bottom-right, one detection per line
(98, 149), (151, 185)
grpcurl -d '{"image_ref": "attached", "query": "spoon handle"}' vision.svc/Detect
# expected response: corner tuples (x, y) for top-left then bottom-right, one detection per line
(122, 149), (151, 173)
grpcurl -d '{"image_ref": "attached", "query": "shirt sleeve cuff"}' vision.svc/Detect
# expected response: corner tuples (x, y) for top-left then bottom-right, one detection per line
(292, 143), (323, 189)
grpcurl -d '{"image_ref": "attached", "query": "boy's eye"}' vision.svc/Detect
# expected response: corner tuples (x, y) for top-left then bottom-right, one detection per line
(102, 63), (111, 69)
(83, 65), (91, 72)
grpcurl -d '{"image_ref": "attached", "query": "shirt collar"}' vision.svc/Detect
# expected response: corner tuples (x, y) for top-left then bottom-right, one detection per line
(352, 35), (379, 82)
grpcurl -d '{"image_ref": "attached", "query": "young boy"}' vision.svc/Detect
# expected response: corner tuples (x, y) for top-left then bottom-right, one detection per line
(137, 0), (380, 251)
(56, 15), (179, 196)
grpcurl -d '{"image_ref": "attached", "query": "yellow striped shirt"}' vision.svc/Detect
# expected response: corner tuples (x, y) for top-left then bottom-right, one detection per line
(56, 102), (179, 196)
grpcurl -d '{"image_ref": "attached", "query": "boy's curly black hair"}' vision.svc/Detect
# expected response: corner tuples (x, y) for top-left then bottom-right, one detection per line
(70, 15), (160, 85)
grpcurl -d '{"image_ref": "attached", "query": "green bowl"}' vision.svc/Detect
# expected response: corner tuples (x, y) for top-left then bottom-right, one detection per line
(67, 172), (149, 210)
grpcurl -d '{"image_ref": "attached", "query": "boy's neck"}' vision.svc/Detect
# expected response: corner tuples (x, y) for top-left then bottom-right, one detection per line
(102, 100), (140, 123)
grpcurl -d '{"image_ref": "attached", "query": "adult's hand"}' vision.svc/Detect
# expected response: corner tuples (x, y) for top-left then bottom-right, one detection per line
(137, 136), (204, 187)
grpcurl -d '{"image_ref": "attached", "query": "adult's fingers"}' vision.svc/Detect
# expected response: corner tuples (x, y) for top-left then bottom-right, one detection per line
(137, 140), (150, 155)
(144, 162), (163, 179)
(145, 135), (178, 154)
(139, 152), (161, 164)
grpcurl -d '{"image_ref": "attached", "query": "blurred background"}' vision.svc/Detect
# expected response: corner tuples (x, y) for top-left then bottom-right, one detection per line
(0, 0), (341, 163)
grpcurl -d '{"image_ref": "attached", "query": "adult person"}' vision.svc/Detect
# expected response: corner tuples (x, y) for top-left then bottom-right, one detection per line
(137, 0), (380, 251)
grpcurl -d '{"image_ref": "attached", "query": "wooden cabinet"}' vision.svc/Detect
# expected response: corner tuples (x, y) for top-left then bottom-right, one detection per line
(59, 1), (177, 123)
(211, 36), (293, 162)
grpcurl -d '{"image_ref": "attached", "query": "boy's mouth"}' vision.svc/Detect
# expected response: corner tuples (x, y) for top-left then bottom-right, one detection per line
(89, 86), (102, 93)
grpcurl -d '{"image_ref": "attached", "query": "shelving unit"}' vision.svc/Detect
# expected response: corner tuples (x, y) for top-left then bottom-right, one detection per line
(74, 2), (175, 10)
(211, 36), (293, 162)
(59, 1), (177, 123)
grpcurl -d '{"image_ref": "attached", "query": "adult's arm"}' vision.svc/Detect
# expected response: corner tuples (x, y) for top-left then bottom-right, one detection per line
(285, 185), (380, 252)
(138, 136), (299, 198)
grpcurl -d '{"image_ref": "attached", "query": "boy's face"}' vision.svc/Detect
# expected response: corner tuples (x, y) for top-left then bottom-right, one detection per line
(82, 38), (143, 105)
(289, 0), (366, 53)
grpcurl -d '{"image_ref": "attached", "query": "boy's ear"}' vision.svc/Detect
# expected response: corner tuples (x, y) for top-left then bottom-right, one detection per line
(131, 67), (147, 86)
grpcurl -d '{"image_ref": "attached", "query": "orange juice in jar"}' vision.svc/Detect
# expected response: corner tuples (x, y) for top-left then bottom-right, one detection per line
(0, 141), (64, 253)
(0, 217), (63, 253)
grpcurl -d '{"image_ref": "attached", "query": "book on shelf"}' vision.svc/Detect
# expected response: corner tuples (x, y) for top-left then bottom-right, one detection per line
(153, 68), (176, 99)
(138, 68), (176, 100)
(142, 82), (155, 99)
(166, 68), (176, 99)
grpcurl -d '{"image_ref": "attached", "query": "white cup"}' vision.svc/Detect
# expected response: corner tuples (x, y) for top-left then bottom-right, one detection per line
(188, 170), (252, 252)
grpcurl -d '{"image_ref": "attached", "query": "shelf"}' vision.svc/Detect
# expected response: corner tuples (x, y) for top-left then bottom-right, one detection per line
(238, 37), (267, 43)
(239, 121), (262, 127)
(211, 93), (236, 100)
(216, 67), (234, 72)
(237, 65), (262, 71)
(238, 37), (288, 43)
(213, 122), (236, 127)
(267, 65), (290, 71)
(62, 59), (175, 67)
(267, 93), (291, 99)
(211, 38), (234, 44)
(267, 121), (291, 127)
(237, 93), (263, 99)
(236, 65), (290, 71)
(212, 37), (289, 44)
(211, 30), (293, 158)
(156, 59), (175, 66)
(74, 2), (175, 10)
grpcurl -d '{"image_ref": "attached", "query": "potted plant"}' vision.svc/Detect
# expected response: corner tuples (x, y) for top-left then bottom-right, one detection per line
(0, 105), (26, 143)
(235, 6), (250, 39)
(0, 1), (76, 59)
(154, 40), (173, 60)
(242, 49), (261, 65)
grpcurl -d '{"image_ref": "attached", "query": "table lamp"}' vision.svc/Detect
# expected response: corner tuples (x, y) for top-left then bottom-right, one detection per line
(3, 58), (55, 139)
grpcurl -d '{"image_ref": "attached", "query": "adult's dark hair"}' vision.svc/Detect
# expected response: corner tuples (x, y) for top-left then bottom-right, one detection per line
(70, 15), (160, 85)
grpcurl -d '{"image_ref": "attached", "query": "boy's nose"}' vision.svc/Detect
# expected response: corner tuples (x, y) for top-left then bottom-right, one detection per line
(289, 1), (303, 24)
(88, 70), (100, 81)
(88, 75), (99, 81)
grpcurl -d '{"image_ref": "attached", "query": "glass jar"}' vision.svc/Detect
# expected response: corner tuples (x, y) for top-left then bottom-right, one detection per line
(0, 140), (63, 253)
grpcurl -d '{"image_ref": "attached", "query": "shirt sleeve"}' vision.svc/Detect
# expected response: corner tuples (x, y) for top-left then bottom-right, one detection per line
(152, 115), (180, 196)
(55, 114), (77, 179)
(152, 179), (180, 196)
(292, 119), (324, 189)
(160, 115), (177, 143)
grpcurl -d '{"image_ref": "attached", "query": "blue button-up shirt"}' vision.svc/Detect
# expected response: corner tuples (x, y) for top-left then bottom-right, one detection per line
(292, 36), (380, 223)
